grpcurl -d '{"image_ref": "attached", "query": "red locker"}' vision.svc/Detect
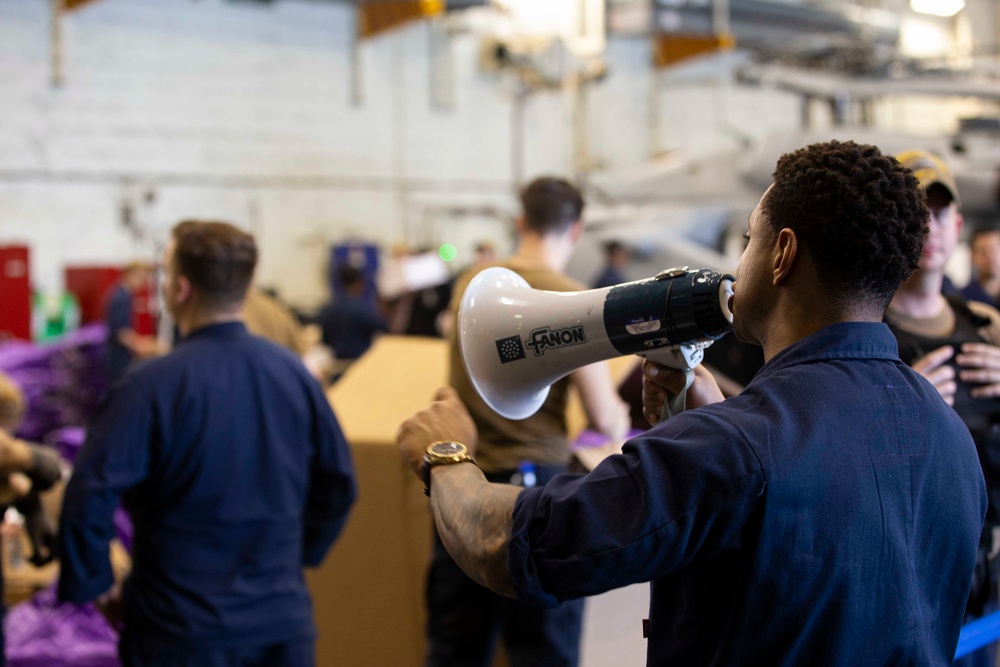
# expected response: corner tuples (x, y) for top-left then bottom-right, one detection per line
(65, 266), (158, 335)
(0, 246), (31, 341)
(65, 266), (122, 326)
(130, 280), (158, 337)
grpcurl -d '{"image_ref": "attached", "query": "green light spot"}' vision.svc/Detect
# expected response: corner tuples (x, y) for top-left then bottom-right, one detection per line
(439, 243), (458, 262)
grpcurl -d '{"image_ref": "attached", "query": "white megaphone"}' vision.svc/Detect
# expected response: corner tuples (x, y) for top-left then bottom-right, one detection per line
(459, 266), (735, 420)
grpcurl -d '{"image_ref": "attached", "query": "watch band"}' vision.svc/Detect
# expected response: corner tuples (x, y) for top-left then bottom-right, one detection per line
(422, 441), (476, 497)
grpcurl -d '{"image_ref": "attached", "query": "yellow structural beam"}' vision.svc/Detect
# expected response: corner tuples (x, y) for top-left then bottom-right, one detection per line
(653, 32), (735, 69)
(62, 0), (104, 11)
(358, 0), (444, 39)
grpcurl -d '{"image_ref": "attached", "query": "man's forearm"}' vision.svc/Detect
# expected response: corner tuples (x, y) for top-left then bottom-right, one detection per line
(430, 463), (523, 598)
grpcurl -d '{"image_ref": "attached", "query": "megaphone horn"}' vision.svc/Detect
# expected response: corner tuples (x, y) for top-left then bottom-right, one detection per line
(458, 266), (735, 420)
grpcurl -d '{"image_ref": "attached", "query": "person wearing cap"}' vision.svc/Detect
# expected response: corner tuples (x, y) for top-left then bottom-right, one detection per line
(886, 149), (1000, 665)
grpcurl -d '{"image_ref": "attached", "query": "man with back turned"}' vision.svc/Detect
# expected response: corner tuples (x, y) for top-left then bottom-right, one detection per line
(59, 220), (356, 667)
(429, 176), (630, 667)
(398, 141), (986, 665)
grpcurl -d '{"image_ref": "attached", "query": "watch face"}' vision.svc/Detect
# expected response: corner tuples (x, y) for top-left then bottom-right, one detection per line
(430, 441), (465, 457)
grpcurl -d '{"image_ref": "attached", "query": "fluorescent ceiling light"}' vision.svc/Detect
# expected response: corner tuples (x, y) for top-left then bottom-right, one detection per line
(910, 0), (966, 17)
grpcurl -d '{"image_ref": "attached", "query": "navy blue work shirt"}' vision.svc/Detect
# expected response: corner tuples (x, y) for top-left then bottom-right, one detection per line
(319, 295), (387, 361)
(508, 322), (987, 666)
(961, 281), (1000, 311)
(104, 284), (133, 384)
(591, 266), (626, 290)
(58, 322), (356, 647)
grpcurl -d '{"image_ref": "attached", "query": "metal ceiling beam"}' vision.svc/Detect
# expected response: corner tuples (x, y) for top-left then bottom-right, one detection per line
(653, 0), (899, 47)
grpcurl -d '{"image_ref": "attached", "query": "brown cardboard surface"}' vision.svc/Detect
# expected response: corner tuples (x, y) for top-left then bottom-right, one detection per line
(307, 336), (635, 666)
(307, 336), (447, 667)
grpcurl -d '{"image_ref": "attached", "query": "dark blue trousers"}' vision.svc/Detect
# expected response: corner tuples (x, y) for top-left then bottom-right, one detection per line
(120, 630), (314, 667)
(425, 466), (584, 667)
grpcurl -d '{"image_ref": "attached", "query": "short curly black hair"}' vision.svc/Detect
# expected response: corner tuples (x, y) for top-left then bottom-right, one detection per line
(763, 140), (928, 311)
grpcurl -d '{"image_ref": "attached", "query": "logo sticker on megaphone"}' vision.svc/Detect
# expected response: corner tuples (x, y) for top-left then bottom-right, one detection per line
(459, 266), (734, 420)
(525, 325), (587, 357)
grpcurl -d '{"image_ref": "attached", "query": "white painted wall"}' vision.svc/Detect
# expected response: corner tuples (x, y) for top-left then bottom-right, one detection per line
(0, 0), (527, 306)
(0, 0), (974, 308)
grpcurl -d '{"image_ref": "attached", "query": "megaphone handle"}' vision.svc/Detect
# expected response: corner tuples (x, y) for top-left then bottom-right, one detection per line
(660, 367), (695, 424)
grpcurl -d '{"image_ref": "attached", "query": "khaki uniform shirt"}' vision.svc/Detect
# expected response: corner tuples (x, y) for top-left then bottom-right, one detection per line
(242, 289), (308, 357)
(448, 260), (583, 473)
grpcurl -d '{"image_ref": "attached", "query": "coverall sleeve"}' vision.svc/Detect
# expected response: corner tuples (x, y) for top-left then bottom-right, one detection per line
(57, 375), (152, 603)
(301, 379), (357, 567)
(364, 307), (389, 335)
(106, 290), (131, 339)
(507, 410), (766, 607)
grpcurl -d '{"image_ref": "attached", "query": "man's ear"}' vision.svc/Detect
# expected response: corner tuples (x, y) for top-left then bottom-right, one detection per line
(176, 276), (193, 305)
(773, 228), (797, 285)
(568, 220), (583, 243)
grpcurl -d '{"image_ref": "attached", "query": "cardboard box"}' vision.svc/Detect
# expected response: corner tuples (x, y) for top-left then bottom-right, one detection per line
(307, 336), (446, 667)
(307, 335), (636, 666)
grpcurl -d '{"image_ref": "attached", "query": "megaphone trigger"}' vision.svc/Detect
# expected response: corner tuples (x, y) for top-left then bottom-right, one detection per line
(639, 342), (710, 422)
(640, 342), (706, 371)
(664, 368), (695, 424)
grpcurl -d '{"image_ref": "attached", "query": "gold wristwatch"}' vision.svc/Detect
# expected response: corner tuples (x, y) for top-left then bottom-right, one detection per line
(422, 441), (476, 497)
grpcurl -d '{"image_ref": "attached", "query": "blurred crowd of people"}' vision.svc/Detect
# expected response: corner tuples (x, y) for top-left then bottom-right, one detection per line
(1, 144), (1000, 667)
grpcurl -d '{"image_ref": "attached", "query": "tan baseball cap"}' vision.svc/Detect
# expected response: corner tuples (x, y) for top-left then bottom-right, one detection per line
(896, 149), (961, 208)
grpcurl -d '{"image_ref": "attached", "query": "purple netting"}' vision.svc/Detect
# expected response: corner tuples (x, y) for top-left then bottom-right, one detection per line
(571, 427), (645, 449)
(0, 325), (108, 444)
(113, 509), (133, 554)
(5, 586), (119, 667)
(43, 427), (87, 465)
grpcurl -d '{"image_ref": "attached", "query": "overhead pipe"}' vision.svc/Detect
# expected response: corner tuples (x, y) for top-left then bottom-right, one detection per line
(0, 169), (513, 193)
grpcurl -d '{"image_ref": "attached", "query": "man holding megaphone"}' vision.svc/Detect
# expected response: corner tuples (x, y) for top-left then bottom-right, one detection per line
(398, 141), (987, 666)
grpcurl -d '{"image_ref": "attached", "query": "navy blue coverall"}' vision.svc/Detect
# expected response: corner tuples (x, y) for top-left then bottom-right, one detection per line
(104, 284), (134, 386)
(58, 322), (356, 666)
(508, 323), (987, 666)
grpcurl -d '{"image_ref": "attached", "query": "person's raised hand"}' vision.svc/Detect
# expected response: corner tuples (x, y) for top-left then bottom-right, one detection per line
(956, 342), (1000, 399)
(642, 361), (724, 426)
(911, 345), (957, 406)
(397, 387), (478, 477)
(0, 430), (32, 477)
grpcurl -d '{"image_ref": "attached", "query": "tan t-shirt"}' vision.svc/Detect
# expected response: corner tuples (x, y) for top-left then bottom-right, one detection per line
(448, 260), (584, 473)
(885, 297), (1000, 346)
(242, 289), (308, 357)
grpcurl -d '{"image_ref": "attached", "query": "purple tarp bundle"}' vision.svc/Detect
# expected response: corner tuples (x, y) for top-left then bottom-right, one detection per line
(0, 327), (122, 665)
(44, 427), (87, 467)
(0, 325), (109, 444)
(5, 587), (119, 667)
